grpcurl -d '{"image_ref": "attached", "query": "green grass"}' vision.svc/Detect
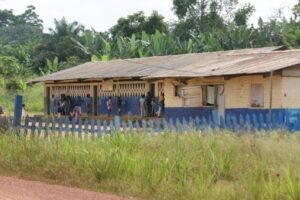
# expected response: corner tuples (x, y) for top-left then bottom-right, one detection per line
(0, 84), (44, 113)
(0, 131), (300, 199)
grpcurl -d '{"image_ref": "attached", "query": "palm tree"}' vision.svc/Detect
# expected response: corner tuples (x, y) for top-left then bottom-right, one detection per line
(49, 17), (84, 37)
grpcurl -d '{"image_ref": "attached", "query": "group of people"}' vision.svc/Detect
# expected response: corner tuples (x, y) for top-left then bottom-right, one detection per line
(49, 92), (165, 118)
(105, 96), (122, 116)
(50, 94), (93, 123)
(106, 92), (165, 118)
(139, 92), (165, 117)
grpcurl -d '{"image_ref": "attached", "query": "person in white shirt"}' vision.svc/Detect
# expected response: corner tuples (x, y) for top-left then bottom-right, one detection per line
(139, 95), (146, 117)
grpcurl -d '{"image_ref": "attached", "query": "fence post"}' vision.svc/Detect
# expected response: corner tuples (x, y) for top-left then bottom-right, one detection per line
(71, 118), (76, 137)
(122, 121), (127, 133)
(109, 120), (114, 137)
(114, 115), (120, 131)
(97, 120), (102, 138)
(252, 114), (258, 132)
(103, 120), (108, 134)
(169, 118), (175, 133)
(45, 116), (50, 138)
(142, 119), (147, 132)
(149, 119), (154, 136)
(38, 116), (43, 136)
(182, 117), (188, 133)
(31, 115), (37, 137)
(162, 118), (168, 131)
(195, 116), (200, 131)
(202, 116), (208, 132)
(245, 114), (251, 133)
(232, 114), (238, 132)
(271, 113), (277, 129)
(65, 117), (70, 138)
(155, 118), (161, 133)
(91, 119), (95, 139)
(239, 114), (244, 132)
(135, 120), (140, 130)
(128, 120), (133, 132)
(225, 114), (231, 130)
(175, 118), (181, 133)
(52, 117), (56, 134)
(84, 119), (89, 138)
(220, 115), (225, 129)
(13, 95), (23, 132)
(78, 118), (82, 139)
(24, 115), (29, 136)
(58, 117), (63, 136)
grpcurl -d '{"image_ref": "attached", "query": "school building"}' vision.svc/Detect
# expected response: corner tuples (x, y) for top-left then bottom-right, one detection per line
(30, 46), (300, 120)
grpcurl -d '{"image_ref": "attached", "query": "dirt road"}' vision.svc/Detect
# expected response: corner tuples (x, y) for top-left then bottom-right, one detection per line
(0, 176), (130, 200)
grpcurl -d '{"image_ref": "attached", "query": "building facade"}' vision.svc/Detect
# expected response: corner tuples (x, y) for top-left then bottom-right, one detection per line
(32, 47), (300, 121)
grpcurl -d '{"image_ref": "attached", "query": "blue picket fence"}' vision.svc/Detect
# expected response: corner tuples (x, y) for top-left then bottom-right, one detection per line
(21, 111), (300, 137)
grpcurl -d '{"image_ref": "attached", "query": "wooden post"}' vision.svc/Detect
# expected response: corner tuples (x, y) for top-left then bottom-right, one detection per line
(269, 71), (274, 122)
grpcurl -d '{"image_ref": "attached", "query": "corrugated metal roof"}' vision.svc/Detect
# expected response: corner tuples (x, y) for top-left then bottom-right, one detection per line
(30, 46), (300, 83)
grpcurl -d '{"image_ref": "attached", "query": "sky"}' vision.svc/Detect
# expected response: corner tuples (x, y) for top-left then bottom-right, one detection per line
(0, 0), (298, 32)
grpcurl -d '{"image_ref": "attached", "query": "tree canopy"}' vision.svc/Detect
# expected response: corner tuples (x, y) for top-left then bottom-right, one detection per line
(0, 1), (300, 91)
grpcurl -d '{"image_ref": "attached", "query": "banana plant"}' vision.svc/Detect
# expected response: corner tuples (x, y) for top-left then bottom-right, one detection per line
(45, 56), (59, 73)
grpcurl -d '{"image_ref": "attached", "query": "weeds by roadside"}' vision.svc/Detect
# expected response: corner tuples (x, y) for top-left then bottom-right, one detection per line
(0, 131), (299, 199)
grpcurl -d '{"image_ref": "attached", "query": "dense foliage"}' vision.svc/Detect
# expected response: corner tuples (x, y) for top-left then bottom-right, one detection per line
(0, 1), (300, 92)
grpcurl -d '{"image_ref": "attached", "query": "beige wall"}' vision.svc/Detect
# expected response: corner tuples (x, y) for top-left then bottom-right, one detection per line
(164, 77), (224, 107)
(282, 77), (300, 108)
(224, 75), (282, 109)
(164, 79), (183, 107)
(164, 75), (283, 109)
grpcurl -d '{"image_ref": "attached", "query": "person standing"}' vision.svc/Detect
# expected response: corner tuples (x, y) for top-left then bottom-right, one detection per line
(157, 92), (165, 117)
(50, 94), (57, 115)
(76, 96), (82, 114)
(139, 94), (146, 117)
(107, 96), (113, 116)
(21, 104), (27, 120)
(117, 96), (122, 115)
(86, 94), (92, 115)
(145, 92), (151, 117)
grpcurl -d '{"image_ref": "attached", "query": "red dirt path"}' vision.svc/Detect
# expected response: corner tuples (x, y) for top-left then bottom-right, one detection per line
(0, 176), (131, 200)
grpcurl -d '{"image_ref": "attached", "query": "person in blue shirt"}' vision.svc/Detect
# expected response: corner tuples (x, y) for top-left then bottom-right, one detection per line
(86, 94), (92, 115)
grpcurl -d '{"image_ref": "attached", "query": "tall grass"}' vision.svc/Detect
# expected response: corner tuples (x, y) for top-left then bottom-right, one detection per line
(0, 84), (44, 113)
(0, 132), (299, 199)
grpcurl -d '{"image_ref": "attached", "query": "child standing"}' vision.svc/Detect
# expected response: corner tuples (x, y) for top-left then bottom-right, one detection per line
(107, 96), (113, 116)
(21, 104), (27, 120)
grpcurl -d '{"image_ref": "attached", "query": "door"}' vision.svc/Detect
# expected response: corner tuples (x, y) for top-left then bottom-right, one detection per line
(46, 87), (51, 115)
(93, 85), (98, 116)
(217, 85), (225, 118)
(149, 83), (155, 97)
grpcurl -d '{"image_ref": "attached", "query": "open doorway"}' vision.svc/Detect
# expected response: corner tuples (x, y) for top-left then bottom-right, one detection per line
(216, 85), (225, 118)
(46, 87), (50, 115)
(93, 85), (98, 115)
(149, 83), (155, 97)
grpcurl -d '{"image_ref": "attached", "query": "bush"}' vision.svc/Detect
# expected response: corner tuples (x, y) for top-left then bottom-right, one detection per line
(5, 79), (27, 91)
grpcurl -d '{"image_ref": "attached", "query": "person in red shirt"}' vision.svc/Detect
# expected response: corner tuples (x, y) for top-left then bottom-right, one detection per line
(107, 96), (113, 116)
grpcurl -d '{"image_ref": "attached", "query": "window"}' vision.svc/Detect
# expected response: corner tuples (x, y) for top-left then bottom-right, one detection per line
(174, 85), (181, 97)
(181, 85), (218, 107)
(202, 85), (216, 106)
(250, 84), (264, 108)
(181, 86), (203, 107)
